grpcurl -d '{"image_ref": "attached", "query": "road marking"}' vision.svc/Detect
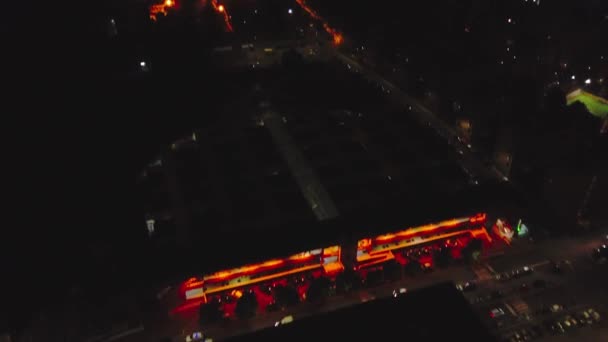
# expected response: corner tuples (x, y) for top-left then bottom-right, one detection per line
(485, 263), (497, 274)
(504, 303), (517, 316)
(530, 260), (550, 269)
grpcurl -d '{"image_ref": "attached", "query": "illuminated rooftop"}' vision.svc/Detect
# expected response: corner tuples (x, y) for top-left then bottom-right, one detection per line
(567, 89), (608, 118)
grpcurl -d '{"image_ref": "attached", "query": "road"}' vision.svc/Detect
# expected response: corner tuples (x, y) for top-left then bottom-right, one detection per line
(330, 49), (505, 184)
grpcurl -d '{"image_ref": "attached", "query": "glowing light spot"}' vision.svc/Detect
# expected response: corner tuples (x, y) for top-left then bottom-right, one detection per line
(295, 0), (343, 46)
(210, 0), (232, 31)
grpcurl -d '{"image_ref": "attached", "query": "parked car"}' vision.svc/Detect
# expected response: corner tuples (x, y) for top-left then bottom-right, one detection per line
(490, 307), (506, 318)
(545, 319), (566, 335)
(456, 281), (477, 292)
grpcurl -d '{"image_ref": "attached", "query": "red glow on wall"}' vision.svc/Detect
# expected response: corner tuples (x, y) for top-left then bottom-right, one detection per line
(469, 213), (487, 224)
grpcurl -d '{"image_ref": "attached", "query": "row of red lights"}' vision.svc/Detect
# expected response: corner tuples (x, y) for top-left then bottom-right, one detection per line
(295, 0), (343, 45)
(149, 0), (233, 32)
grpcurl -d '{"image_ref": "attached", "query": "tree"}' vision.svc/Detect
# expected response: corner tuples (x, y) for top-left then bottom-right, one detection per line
(543, 86), (566, 116)
(235, 291), (258, 320)
(281, 49), (304, 69)
(404, 259), (421, 276)
(306, 277), (331, 304)
(364, 270), (384, 288)
(199, 301), (222, 325)
(383, 259), (402, 281)
(433, 247), (451, 268)
(462, 238), (483, 264)
(274, 285), (299, 308)
(335, 269), (362, 294)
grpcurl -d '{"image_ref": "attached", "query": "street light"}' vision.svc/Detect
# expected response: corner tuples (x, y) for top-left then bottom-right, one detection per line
(288, 8), (293, 14)
(585, 79), (591, 85)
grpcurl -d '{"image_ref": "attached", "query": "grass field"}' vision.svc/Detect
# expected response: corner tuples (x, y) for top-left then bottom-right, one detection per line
(566, 89), (608, 118)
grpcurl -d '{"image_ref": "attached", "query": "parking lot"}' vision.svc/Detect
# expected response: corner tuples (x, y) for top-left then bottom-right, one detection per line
(459, 233), (608, 342)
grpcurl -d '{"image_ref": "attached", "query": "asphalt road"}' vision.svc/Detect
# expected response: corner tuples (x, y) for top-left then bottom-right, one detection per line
(330, 49), (505, 185)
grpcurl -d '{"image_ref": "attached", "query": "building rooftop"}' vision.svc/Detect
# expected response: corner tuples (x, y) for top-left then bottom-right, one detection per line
(137, 61), (526, 274)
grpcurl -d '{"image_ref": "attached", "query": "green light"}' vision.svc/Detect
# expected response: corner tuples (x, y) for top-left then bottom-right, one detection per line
(516, 219), (522, 233)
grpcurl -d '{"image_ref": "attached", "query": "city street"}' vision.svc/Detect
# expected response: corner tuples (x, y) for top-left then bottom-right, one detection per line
(331, 50), (505, 184)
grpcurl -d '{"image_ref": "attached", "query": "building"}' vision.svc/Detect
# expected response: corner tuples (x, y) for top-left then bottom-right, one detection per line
(137, 94), (516, 261)
(172, 212), (491, 313)
(223, 282), (497, 342)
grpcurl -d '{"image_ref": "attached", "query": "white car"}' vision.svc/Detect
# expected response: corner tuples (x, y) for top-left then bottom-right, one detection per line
(393, 288), (407, 297)
(274, 315), (294, 327)
(185, 332), (204, 342)
(490, 308), (505, 318)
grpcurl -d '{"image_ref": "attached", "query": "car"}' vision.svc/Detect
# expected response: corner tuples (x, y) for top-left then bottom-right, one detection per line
(185, 331), (204, 342)
(456, 281), (477, 292)
(490, 308), (506, 318)
(586, 308), (601, 322)
(274, 315), (294, 327)
(392, 287), (407, 297)
(496, 272), (511, 282)
(514, 266), (533, 278)
(421, 262), (433, 273)
(545, 320), (566, 335)
(551, 261), (563, 274)
(471, 295), (485, 304)
(508, 332), (522, 342)
(519, 283), (529, 292)
(509, 328), (536, 342)
(550, 304), (564, 313)
(518, 328), (536, 340)
(592, 244), (608, 263)
(562, 315), (579, 329)
(576, 310), (594, 325)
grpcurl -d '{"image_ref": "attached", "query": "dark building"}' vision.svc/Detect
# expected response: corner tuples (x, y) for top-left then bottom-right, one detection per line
(137, 74), (527, 276)
(224, 282), (497, 342)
